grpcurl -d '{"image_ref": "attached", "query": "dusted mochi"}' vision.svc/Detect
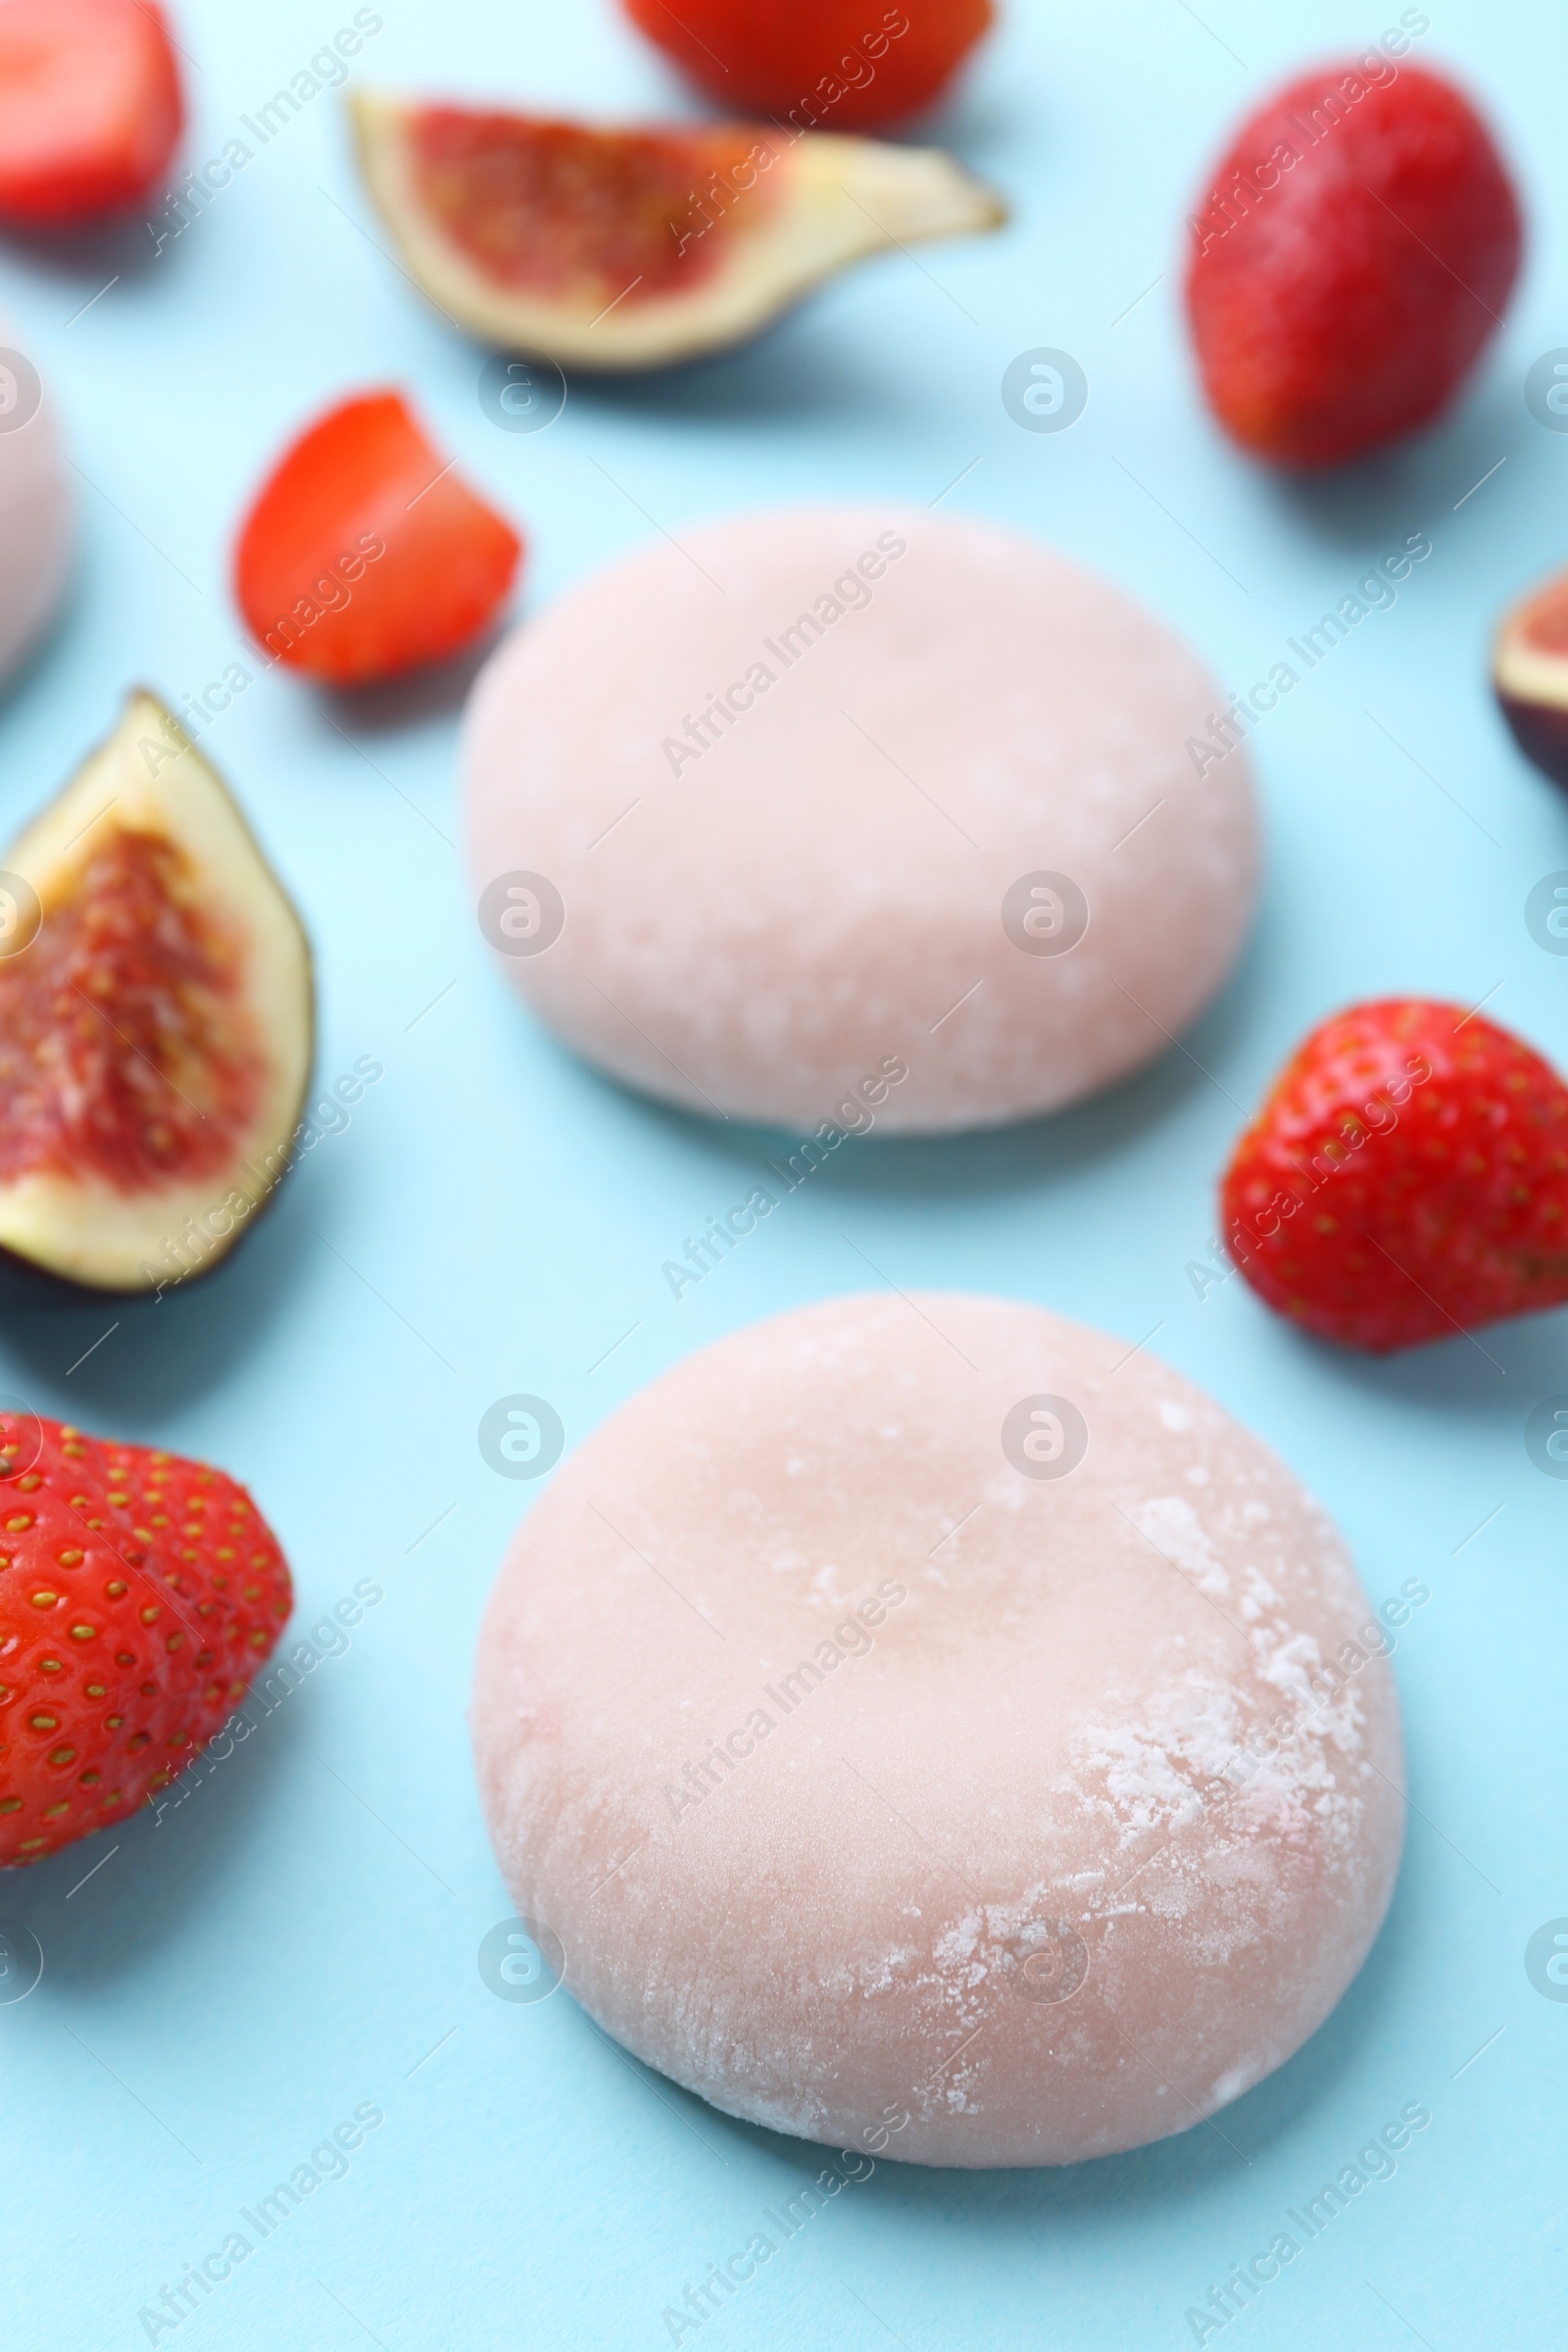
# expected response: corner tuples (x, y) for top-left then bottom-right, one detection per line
(0, 328), (70, 689)
(464, 505), (1257, 1134)
(470, 1293), (1404, 2169)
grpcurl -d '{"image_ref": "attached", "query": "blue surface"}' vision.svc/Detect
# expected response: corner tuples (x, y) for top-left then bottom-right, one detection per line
(0, 0), (1564, 2345)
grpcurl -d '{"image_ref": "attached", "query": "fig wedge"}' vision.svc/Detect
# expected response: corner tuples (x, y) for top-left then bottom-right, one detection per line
(347, 93), (1004, 370)
(1494, 567), (1568, 790)
(0, 692), (313, 1293)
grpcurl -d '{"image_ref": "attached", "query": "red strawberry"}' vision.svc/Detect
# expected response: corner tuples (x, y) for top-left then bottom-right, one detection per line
(1185, 59), (1521, 466)
(233, 390), (522, 687)
(0, 0), (184, 229)
(0, 1413), (291, 1865)
(620, 0), (994, 132)
(1220, 1000), (1568, 1352)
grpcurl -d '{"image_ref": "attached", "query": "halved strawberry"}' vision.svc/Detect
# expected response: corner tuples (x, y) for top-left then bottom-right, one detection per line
(0, 1410), (291, 1864)
(0, 0), (183, 229)
(233, 390), (522, 687)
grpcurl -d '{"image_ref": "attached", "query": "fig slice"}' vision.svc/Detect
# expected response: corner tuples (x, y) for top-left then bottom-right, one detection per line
(347, 94), (1004, 370)
(1494, 567), (1568, 790)
(0, 691), (313, 1293)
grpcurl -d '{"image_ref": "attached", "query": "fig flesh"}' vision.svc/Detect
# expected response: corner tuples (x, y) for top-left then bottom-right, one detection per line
(348, 95), (1004, 370)
(0, 692), (313, 1292)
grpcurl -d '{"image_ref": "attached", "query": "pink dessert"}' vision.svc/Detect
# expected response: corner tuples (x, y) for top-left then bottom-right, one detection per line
(0, 328), (69, 689)
(471, 1294), (1404, 2167)
(463, 505), (1258, 1134)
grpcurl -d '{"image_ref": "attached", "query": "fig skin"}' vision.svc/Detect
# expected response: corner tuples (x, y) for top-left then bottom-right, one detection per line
(1493, 571), (1568, 793)
(1496, 695), (1568, 793)
(1186, 58), (1522, 468)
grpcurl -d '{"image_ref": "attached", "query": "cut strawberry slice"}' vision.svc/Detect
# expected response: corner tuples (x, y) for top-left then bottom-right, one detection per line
(234, 390), (522, 686)
(0, 0), (183, 229)
(349, 95), (1004, 371)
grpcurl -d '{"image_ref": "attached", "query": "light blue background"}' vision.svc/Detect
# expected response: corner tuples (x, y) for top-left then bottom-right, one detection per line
(0, 0), (1563, 2344)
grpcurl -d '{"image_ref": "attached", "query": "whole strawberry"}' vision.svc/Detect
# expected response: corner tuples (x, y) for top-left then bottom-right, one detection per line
(1186, 58), (1521, 466)
(1221, 1000), (1568, 1351)
(0, 1414), (291, 1864)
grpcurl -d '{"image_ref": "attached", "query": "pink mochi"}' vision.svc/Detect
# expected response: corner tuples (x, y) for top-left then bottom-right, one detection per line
(463, 505), (1257, 1134)
(471, 1294), (1403, 2168)
(0, 329), (70, 691)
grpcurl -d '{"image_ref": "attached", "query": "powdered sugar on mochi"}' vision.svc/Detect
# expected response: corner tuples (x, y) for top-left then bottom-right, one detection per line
(470, 1295), (1403, 2169)
(463, 505), (1258, 1134)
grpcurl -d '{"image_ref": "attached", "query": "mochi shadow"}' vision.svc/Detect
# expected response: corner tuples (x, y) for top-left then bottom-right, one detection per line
(562, 937), (1260, 1211)
(0, 1694), (309, 1992)
(0, 557), (83, 735)
(577, 1844), (1411, 2226)
(0, 1155), (317, 1424)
